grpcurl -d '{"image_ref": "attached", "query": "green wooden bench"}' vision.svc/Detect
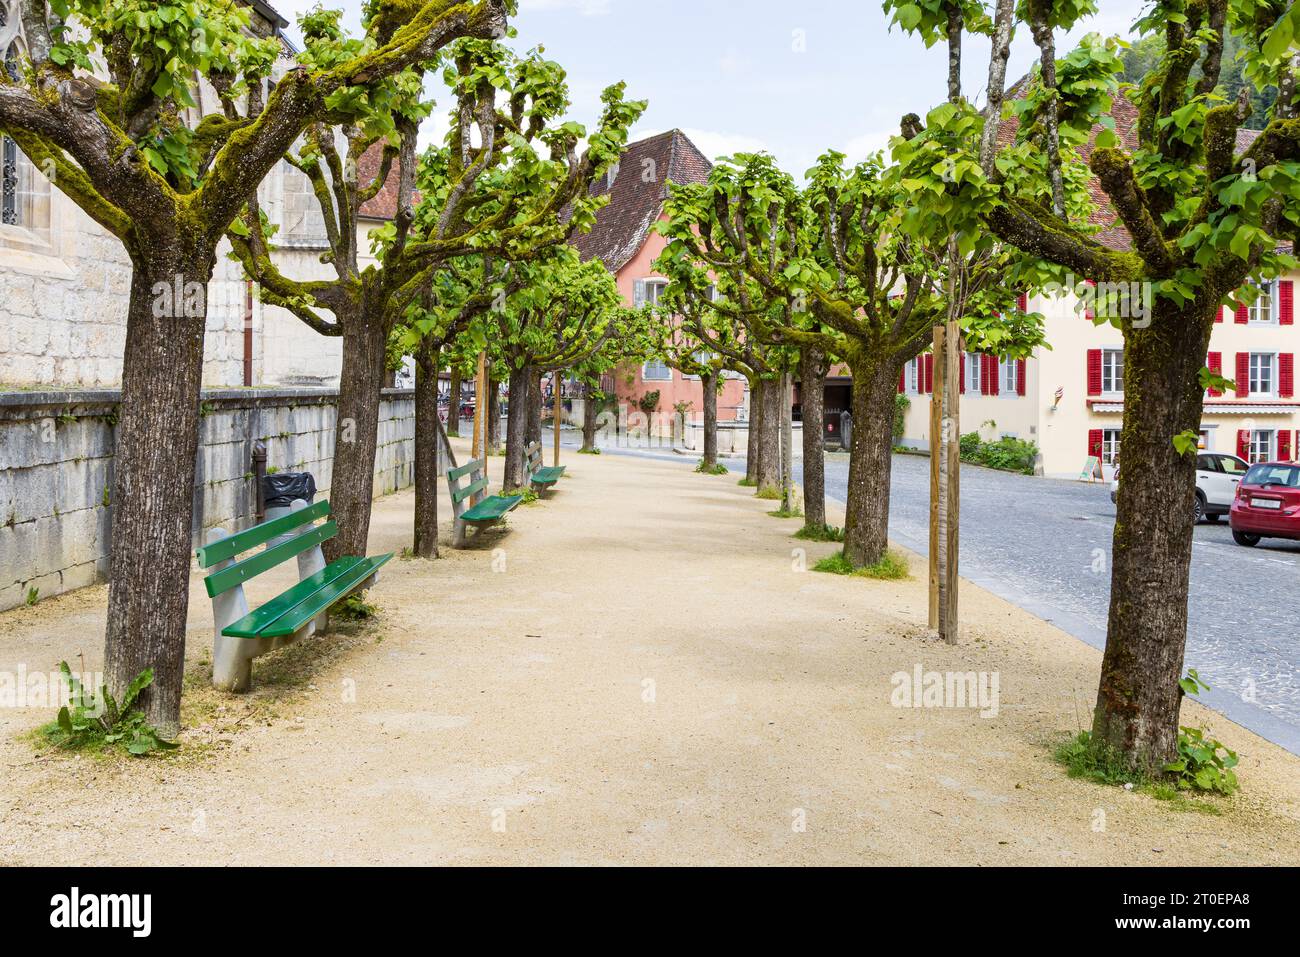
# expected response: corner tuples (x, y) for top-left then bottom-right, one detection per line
(524, 440), (566, 494)
(197, 499), (392, 691)
(447, 458), (523, 547)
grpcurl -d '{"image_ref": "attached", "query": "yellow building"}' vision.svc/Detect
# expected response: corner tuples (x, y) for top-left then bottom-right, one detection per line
(898, 277), (1299, 478)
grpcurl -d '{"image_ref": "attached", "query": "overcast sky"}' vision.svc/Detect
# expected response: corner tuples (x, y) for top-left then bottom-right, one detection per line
(273, 0), (1146, 175)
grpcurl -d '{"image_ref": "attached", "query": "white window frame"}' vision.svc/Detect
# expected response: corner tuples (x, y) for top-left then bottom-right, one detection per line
(905, 357), (921, 394)
(965, 353), (982, 394)
(643, 279), (668, 307)
(1249, 352), (1277, 397)
(1248, 280), (1278, 325)
(1000, 357), (1018, 397)
(1101, 348), (1124, 396)
(1250, 429), (1276, 464)
(1101, 428), (1122, 465)
(641, 358), (673, 382)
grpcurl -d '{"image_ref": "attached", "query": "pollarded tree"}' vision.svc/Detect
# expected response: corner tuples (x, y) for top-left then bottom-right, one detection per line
(486, 246), (628, 490)
(650, 286), (731, 473)
(895, 0), (1300, 769)
(0, 0), (509, 732)
(659, 151), (1043, 565)
(230, 35), (643, 559)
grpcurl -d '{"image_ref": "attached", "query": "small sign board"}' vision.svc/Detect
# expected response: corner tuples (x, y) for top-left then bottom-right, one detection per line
(1078, 456), (1101, 482)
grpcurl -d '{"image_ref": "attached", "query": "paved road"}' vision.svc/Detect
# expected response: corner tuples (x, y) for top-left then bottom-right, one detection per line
(563, 433), (1300, 753)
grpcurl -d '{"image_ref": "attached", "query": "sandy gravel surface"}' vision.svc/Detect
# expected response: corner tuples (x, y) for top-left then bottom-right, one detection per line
(1, 441), (1298, 865)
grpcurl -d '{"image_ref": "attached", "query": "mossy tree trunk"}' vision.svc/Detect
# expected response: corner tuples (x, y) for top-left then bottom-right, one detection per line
(104, 250), (216, 736)
(413, 341), (441, 559)
(487, 366), (502, 452)
(503, 364), (531, 491)
(799, 347), (827, 528)
(1092, 301), (1213, 769)
(325, 302), (388, 563)
(755, 376), (782, 494)
(526, 370), (544, 449)
(581, 380), (600, 452)
(842, 360), (900, 567)
(701, 371), (719, 468)
(447, 367), (462, 436)
(745, 377), (763, 484)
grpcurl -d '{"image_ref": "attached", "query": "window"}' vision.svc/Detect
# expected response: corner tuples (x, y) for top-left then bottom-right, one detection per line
(1000, 358), (1018, 395)
(644, 280), (668, 307)
(1249, 353), (1276, 396)
(1101, 428), (1122, 465)
(1215, 454), (1248, 476)
(641, 359), (672, 381)
(905, 357), (920, 394)
(965, 354), (981, 394)
(2, 33), (22, 227)
(1248, 281), (1277, 324)
(1244, 463), (1300, 487)
(1249, 430), (1275, 464)
(1101, 348), (1124, 394)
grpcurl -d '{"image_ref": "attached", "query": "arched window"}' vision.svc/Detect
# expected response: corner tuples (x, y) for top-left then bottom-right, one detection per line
(0, 2), (51, 245)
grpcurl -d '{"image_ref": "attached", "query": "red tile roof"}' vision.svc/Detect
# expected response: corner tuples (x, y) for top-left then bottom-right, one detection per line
(357, 142), (401, 221)
(570, 129), (713, 272)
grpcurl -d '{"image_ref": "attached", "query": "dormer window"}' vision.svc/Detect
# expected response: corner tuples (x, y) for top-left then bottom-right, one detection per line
(606, 161), (620, 190)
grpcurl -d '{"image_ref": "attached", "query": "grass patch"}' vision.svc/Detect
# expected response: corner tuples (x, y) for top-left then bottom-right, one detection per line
(578, 447), (601, 455)
(502, 486), (540, 505)
(335, 593), (378, 621)
(1054, 730), (1235, 812)
(767, 505), (803, 519)
(695, 460), (728, 474)
(812, 549), (909, 580)
(794, 523), (844, 542)
(754, 485), (783, 500)
(736, 477), (756, 487)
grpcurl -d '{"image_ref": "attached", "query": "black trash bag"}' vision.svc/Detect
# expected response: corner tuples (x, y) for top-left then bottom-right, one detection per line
(262, 471), (316, 509)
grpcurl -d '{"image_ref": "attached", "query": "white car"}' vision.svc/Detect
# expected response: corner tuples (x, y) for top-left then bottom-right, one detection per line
(1110, 453), (1249, 523)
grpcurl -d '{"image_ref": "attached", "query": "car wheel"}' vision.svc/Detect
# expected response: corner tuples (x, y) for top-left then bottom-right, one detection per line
(1193, 493), (1205, 524)
(1205, 513), (1221, 523)
(1232, 530), (1261, 547)
(1110, 490), (1117, 505)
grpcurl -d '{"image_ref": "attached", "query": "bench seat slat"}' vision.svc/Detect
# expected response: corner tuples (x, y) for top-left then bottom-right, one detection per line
(196, 501), (331, 568)
(462, 493), (523, 523)
(204, 521), (338, 598)
(221, 553), (392, 639)
(530, 466), (565, 485)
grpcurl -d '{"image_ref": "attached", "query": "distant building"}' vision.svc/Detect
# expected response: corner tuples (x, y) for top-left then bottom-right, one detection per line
(571, 129), (747, 427)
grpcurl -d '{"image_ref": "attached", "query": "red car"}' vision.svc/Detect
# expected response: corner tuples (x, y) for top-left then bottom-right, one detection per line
(1229, 462), (1300, 547)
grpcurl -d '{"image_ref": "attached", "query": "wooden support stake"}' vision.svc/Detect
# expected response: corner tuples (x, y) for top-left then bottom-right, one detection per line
(928, 325), (943, 631)
(942, 318), (960, 644)
(471, 351), (485, 461)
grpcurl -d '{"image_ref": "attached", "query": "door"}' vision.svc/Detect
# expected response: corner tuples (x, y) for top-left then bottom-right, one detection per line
(1210, 453), (1249, 507)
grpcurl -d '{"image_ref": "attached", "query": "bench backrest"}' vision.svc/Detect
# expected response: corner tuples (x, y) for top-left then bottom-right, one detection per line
(447, 459), (488, 518)
(196, 500), (335, 597)
(524, 441), (543, 481)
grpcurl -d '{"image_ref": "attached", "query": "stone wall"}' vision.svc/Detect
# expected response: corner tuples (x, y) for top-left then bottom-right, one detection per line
(0, 388), (418, 612)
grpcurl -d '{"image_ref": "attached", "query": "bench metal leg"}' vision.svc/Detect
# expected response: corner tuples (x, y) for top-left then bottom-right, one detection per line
(453, 517), (467, 547)
(207, 527), (256, 692)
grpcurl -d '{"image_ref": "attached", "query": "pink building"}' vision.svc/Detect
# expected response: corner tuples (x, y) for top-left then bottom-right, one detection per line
(571, 130), (747, 424)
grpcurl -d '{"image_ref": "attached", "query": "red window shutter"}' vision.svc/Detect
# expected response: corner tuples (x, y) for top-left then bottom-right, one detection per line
(1281, 281), (1294, 326)
(1235, 296), (1249, 323)
(988, 357), (1001, 396)
(1087, 349), (1102, 397)
(1084, 279), (1095, 321)
(1238, 429), (1252, 460)
(1281, 353), (1294, 398)
(1016, 358), (1026, 396)
(899, 368), (905, 394)
(1236, 352), (1250, 396)
(1207, 352), (1223, 397)
(923, 353), (934, 393)
(1088, 429), (1103, 459)
(1017, 292), (1028, 312)
(959, 352), (966, 394)
(1279, 429), (1293, 462)
(1216, 305), (1225, 323)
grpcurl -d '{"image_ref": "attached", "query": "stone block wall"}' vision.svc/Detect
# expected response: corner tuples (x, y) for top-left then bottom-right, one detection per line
(0, 388), (418, 612)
